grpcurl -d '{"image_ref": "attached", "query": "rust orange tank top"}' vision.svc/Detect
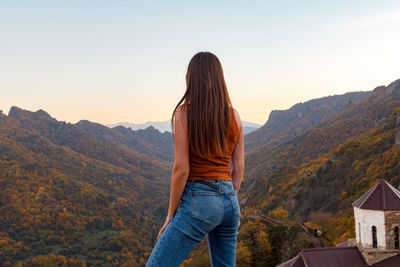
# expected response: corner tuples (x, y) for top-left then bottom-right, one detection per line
(187, 109), (239, 181)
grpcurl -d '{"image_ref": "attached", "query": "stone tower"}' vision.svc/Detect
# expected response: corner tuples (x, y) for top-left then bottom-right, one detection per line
(352, 179), (400, 264)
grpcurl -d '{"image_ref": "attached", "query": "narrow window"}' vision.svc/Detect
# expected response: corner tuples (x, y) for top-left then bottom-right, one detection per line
(395, 226), (399, 249)
(372, 226), (377, 248)
(358, 223), (361, 244)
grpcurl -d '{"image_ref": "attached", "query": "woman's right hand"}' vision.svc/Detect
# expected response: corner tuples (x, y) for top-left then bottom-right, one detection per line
(233, 182), (240, 193)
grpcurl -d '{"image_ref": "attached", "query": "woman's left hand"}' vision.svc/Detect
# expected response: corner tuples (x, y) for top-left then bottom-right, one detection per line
(157, 215), (173, 240)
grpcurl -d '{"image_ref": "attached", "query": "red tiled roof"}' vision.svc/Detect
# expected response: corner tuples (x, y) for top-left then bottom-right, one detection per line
(370, 254), (400, 266)
(277, 254), (305, 267)
(277, 247), (368, 267)
(301, 247), (368, 267)
(352, 180), (400, 210)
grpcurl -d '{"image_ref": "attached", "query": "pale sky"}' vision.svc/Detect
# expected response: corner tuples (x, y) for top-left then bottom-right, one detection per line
(1, 0), (400, 125)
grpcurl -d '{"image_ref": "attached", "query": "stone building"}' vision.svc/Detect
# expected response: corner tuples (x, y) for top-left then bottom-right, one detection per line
(352, 179), (400, 264)
(239, 196), (256, 210)
(278, 179), (400, 266)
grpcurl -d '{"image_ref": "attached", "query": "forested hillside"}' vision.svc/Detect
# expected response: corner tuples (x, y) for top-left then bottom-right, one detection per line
(243, 80), (400, 196)
(246, 104), (400, 217)
(0, 107), (174, 266)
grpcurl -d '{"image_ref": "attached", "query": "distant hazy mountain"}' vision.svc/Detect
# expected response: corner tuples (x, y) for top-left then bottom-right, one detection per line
(107, 120), (173, 133)
(242, 121), (262, 135)
(107, 120), (261, 134)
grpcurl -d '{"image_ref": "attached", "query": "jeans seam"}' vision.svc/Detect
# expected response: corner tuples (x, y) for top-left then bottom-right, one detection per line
(217, 193), (224, 226)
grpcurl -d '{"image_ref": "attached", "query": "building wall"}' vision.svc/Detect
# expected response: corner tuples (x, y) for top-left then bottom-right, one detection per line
(354, 207), (386, 248)
(384, 210), (400, 249)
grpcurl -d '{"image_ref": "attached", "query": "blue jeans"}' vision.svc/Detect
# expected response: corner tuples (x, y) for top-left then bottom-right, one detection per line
(146, 180), (241, 267)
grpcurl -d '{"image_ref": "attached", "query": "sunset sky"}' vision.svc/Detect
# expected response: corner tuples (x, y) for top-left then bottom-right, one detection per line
(1, 0), (400, 125)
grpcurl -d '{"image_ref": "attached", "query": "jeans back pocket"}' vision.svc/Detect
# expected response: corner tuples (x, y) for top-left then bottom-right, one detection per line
(191, 191), (219, 220)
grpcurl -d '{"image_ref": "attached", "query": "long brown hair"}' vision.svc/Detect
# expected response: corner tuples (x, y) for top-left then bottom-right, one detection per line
(171, 51), (237, 158)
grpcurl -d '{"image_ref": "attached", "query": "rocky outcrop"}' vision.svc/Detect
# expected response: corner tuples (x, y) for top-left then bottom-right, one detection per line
(245, 91), (372, 153)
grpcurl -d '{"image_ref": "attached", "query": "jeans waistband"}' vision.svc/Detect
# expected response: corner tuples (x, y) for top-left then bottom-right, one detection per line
(190, 180), (219, 190)
(186, 180), (232, 190)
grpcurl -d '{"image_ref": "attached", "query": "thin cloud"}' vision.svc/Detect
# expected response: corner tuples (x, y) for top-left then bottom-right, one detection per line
(327, 9), (400, 30)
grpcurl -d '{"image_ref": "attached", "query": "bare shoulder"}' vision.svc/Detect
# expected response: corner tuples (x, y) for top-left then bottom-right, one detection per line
(175, 104), (185, 113)
(175, 105), (187, 118)
(174, 105), (188, 130)
(232, 108), (242, 130)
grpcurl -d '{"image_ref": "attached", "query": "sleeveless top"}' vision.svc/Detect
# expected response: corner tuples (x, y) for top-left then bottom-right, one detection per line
(187, 108), (239, 181)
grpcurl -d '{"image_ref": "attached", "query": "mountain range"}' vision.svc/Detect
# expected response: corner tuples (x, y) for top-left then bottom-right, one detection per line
(1, 78), (400, 266)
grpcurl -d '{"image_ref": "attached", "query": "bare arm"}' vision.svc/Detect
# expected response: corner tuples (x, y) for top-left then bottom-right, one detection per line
(157, 106), (189, 240)
(231, 109), (244, 193)
(167, 106), (189, 218)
